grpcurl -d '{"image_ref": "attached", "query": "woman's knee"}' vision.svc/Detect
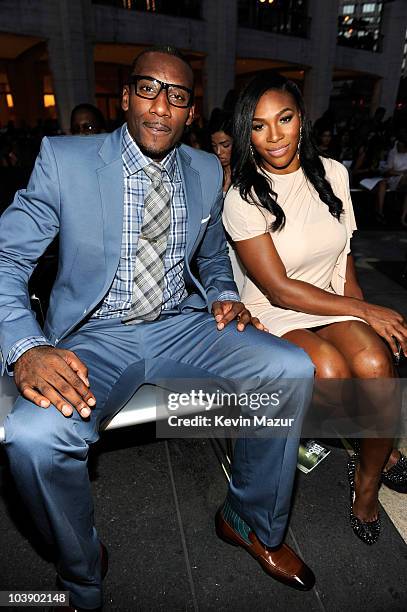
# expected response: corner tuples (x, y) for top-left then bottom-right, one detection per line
(283, 329), (351, 379)
(350, 344), (394, 378)
(313, 347), (352, 379)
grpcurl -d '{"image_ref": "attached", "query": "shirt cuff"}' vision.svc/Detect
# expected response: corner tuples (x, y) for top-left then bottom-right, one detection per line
(7, 336), (53, 371)
(216, 291), (241, 303)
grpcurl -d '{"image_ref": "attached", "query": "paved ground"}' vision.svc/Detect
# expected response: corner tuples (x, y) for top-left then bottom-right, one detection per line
(0, 225), (406, 612)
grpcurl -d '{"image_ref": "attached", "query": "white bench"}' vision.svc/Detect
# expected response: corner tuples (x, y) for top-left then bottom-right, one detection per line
(0, 247), (246, 445)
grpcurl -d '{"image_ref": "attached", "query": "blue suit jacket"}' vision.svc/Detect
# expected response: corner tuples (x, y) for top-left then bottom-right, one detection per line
(0, 127), (238, 373)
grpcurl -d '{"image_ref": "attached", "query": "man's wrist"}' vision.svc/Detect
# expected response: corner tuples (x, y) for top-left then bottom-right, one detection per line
(216, 291), (241, 303)
(7, 337), (53, 372)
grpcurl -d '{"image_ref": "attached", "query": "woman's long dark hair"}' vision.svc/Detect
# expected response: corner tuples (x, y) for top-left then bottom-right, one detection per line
(231, 71), (343, 231)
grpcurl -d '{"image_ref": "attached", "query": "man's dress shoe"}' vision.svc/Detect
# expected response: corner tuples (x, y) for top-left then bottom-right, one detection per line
(51, 542), (108, 612)
(215, 508), (315, 591)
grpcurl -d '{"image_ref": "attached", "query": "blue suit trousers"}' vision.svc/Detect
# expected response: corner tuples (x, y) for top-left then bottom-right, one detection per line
(5, 312), (314, 608)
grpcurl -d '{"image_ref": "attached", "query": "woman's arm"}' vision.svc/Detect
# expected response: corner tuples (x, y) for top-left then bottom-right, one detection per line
(234, 233), (407, 355)
(235, 233), (362, 316)
(384, 168), (405, 177)
(344, 254), (364, 300)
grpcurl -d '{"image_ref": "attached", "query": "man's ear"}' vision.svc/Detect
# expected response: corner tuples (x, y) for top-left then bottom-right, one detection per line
(122, 86), (130, 112)
(186, 104), (195, 127)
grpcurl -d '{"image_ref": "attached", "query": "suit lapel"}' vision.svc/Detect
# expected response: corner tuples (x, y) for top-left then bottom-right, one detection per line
(177, 146), (204, 256)
(94, 138), (205, 302)
(96, 128), (124, 298)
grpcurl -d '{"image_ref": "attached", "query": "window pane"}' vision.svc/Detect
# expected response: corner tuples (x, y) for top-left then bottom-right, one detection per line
(342, 4), (355, 15)
(362, 3), (376, 13)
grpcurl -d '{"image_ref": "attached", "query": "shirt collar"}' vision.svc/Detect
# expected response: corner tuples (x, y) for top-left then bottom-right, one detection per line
(122, 124), (178, 180)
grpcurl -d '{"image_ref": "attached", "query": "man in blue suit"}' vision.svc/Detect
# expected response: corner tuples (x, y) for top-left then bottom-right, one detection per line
(0, 47), (315, 610)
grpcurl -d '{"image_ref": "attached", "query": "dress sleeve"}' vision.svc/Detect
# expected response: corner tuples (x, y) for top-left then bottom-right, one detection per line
(329, 159), (358, 295)
(222, 187), (273, 242)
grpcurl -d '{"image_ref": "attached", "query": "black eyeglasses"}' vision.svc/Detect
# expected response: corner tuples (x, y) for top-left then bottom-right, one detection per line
(128, 75), (194, 108)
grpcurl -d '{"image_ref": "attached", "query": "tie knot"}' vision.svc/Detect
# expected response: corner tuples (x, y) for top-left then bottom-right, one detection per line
(144, 162), (163, 184)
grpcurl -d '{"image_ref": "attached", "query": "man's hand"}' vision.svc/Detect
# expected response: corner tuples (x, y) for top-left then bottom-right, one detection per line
(212, 301), (269, 332)
(14, 346), (96, 418)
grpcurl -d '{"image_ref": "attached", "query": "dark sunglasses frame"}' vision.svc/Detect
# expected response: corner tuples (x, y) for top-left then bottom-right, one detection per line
(128, 75), (194, 108)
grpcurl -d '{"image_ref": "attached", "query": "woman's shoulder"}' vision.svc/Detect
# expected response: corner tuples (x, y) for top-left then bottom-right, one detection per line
(224, 185), (259, 210)
(320, 156), (351, 194)
(224, 185), (242, 203)
(223, 185), (272, 230)
(320, 156), (348, 179)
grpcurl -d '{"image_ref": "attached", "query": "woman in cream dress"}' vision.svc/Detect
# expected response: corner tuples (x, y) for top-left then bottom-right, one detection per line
(223, 71), (407, 546)
(225, 156), (359, 336)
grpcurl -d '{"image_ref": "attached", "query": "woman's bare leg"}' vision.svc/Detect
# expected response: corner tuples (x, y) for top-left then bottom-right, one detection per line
(317, 320), (399, 522)
(283, 328), (353, 417)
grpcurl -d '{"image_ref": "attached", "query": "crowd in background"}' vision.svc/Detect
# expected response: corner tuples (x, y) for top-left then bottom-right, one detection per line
(185, 102), (407, 229)
(1, 94), (407, 227)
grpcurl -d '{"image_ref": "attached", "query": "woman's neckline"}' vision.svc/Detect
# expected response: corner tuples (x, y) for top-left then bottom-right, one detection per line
(260, 165), (303, 178)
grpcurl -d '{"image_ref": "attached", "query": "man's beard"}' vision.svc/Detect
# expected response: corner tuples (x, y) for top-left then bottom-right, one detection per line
(138, 141), (176, 162)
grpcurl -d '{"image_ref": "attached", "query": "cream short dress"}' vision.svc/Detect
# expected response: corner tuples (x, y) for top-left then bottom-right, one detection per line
(223, 157), (362, 337)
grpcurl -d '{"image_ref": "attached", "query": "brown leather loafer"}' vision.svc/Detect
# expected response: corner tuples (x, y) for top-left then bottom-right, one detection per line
(215, 508), (315, 591)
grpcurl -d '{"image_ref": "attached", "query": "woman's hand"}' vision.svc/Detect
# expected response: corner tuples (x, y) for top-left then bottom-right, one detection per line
(359, 302), (407, 357)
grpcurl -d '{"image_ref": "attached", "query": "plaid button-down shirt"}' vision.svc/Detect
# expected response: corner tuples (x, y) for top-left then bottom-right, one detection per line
(7, 125), (239, 367)
(93, 125), (188, 318)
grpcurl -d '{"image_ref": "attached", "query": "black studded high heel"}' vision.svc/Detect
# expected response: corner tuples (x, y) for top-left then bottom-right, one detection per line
(381, 452), (407, 493)
(351, 440), (407, 494)
(347, 454), (381, 545)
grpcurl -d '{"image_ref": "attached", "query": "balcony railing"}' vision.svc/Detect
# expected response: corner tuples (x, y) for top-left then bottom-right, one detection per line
(238, 0), (310, 39)
(92, 0), (202, 20)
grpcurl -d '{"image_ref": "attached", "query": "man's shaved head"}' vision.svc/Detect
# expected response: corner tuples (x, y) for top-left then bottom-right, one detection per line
(131, 45), (194, 87)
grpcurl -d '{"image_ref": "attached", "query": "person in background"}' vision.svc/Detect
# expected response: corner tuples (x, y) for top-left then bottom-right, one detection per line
(335, 128), (354, 164)
(374, 130), (407, 225)
(70, 103), (106, 136)
(182, 120), (206, 149)
(350, 132), (384, 188)
(223, 70), (407, 547)
(313, 109), (336, 140)
(314, 125), (337, 159)
(209, 109), (233, 194)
